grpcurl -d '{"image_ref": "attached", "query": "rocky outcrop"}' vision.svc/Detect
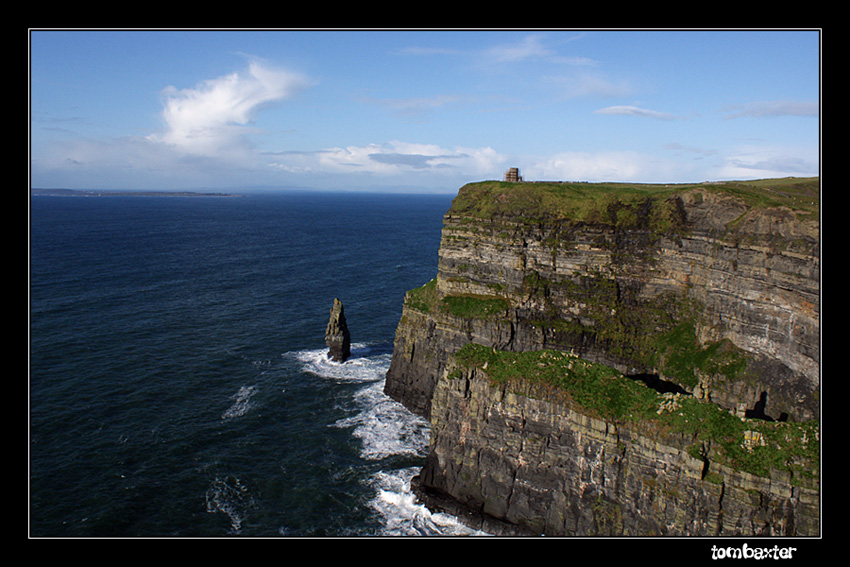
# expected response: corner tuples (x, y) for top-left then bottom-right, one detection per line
(325, 298), (351, 362)
(384, 178), (820, 536)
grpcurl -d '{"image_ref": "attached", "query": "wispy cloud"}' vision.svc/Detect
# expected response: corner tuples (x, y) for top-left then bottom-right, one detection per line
(147, 61), (314, 156)
(722, 100), (819, 119)
(34, 60), (317, 190)
(484, 34), (551, 62)
(527, 150), (681, 183)
(398, 33), (621, 108)
(545, 72), (635, 100)
(480, 34), (634, 102)
(483, 33), (597, 66)
(402, 32), (597, 68)
(267, 140), (504, 178)
(594, 105), (678, 120)
(720, 144), (819, 178)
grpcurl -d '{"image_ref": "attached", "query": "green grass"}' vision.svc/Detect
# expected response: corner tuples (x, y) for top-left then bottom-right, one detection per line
(404, 278), (509, 320)
(405, 278), (438, 313)
(649, 322), (749, 388)
(453, 344), (660, 423)
(713, 177), (820, 218)
(448, 178), (819, 225)
(441, 294), (508, 319)
(449, 181), (681, 223)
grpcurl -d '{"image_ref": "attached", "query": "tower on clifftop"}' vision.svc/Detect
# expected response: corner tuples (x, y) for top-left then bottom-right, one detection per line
(504, 167), (522, 182)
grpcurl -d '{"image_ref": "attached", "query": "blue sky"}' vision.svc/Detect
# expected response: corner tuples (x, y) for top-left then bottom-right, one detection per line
(29, 29), (821, 193)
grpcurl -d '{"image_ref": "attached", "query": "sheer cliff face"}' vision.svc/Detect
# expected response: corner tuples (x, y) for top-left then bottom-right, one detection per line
(420, 363), (819, 536)
(386, 181), (820, 423)
(383, 179), (819, 537)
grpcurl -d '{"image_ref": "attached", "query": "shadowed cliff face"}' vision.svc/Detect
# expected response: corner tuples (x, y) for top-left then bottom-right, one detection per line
(383, 178), (819, 537)
(417, 361), (819, 536)
(386, 179), (819, 423)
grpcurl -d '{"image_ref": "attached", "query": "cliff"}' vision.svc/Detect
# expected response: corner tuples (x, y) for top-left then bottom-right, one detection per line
(384, 177), (820, 536)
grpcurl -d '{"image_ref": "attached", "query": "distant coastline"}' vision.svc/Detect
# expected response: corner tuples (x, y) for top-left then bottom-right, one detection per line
(31, 188), (242, 198)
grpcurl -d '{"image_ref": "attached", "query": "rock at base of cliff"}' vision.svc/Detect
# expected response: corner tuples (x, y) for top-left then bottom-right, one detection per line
(325, 298), (351, 362)
(410, 471), (538, 536)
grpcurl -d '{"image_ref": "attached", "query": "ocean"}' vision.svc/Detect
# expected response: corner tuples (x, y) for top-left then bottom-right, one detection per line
(29, 190), (485, 537)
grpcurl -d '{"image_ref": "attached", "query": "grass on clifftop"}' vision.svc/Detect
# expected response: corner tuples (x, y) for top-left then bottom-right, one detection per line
(405, 278), (508, 319)
(449, 177), (819, 223)
(452, 343), (819, 483)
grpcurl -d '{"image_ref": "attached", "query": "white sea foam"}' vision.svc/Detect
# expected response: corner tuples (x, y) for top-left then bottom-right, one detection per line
(367, 468), (489, 536)
(221, 385), (257, 420)
(291, 342), (429, 460)
(290, 342), (489, 536)
(291, 343), (392, 383)
(205, 475), (255, 535)
(333, 380), (430, 461)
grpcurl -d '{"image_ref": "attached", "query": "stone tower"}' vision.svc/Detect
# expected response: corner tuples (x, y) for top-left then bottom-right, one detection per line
(504, 167), (522, 182)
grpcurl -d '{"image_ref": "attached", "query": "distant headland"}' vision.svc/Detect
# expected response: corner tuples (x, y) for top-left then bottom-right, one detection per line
(31, 188), (242, 198)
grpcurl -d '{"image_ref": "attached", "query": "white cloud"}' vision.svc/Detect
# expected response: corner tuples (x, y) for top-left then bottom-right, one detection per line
(718, 144), (819, 179)
(484, 34), (556, 63)
(401, 33), (598, 71)
(526, 145), (818, 185)
(546, 72), (634, 100)
(529, 151), (647, 182)
(481, 33), (597, 67)
(147, 61), (313, 157)
(267, 140), (504, 179)
(526, 150), (689, 183)
(595, 105), (678, 120)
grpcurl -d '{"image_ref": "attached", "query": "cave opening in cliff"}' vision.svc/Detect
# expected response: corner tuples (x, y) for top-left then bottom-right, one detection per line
(627, 373), (689, 396)
(745, 391), (789, 422)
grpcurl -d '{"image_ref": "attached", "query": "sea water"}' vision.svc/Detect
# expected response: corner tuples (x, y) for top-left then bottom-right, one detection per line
(29, 190), (486, 537)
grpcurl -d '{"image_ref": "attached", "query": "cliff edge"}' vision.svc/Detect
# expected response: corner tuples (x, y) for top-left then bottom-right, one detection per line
(384, 177), (819, 536)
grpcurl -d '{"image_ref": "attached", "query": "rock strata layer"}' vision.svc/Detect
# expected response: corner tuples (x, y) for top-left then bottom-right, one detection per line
(384, 178), (820, 536)
(325, 298), (351, 362)
(417, 362), (819, 536)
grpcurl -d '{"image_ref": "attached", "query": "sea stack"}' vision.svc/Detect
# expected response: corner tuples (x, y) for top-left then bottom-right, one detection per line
(325, 298), (351, 362)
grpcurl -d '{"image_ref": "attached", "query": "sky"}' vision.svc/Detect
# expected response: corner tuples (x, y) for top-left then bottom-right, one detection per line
(29, 29), (821, 193)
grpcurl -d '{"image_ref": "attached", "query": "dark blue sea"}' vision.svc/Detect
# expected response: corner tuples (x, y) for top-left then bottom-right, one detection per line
(29, 190), (484, 537)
